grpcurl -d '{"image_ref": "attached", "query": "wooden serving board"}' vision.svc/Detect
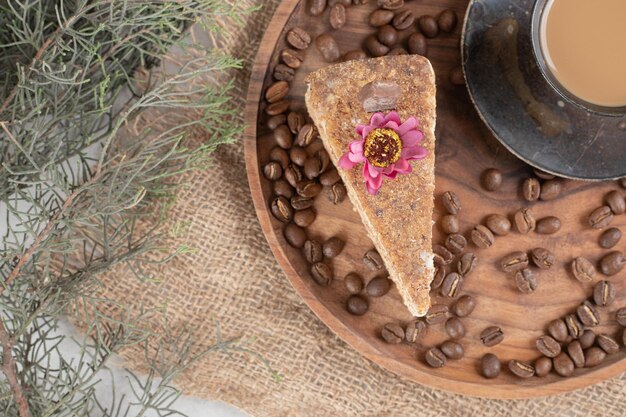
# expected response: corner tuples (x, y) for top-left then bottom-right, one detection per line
(243, 0), (626, 398)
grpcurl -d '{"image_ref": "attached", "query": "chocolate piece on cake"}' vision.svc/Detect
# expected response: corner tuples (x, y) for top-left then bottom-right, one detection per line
(305, 55), (436, 317)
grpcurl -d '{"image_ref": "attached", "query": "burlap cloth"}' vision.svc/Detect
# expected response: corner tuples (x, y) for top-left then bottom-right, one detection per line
(99, 1), (626, 416)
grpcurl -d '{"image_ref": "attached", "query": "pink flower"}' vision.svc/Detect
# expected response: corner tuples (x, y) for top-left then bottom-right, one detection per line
(338, 111), (428, 195)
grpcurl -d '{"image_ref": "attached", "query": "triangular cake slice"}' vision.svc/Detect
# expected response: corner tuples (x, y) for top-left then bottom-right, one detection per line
(305, 55), (436, 317)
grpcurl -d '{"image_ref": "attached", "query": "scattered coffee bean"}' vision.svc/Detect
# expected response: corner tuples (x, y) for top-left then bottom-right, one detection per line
(471, 225), (495, 249)
(449, 66), (464, 86)
(540, 179), (562, 201)
(363, 249), (384, 270)
(329, 4), (346, 29)
(329, 0), (351, 6)
(366, 276), (392, 297)
(596, 334), (620, 354)
(585, 347), (606, 367)
(530, 247), (555, 270)
(273, 179), (294, 199)
(369, 9), (394, 26)
(579, 330), (596, 349)
(317, 148), (331, 172)
(387, 46), (407, 56)
(565, 314), (584, 339)
(381, 322), (404, 344)
(571, 256), (596, 282)
(287, 111), (305, 134)
(501, 251), (529, 273)
(621, 178), (626, 189)
(485, 214), (511, 236)
(522, 178), (541, 201)
(553, 353), (575, 376)
(378, 0), (404, 10)
(437, 9), (458, 33)
(441, 191), (461, 214)
(452, 295), (476, 317)
(445, 234), (467, 255)
(534, 357), (552, 377)
(346, 295), (368, 315)
(536, 335), (561, 358)
(431, 265), (446, 289)
(297, 180), (322, 198)
(445, 317), (465, 339)
(440, 215), (459, 234)
(515, 268), (537, 293)
(344, 272), (363, 294)
(327, 183), (347, 204)
(536, 216), (561, 234)
(343, 49), (368, 61)
(281, 49), (304, 69)
(407, 32), (428, 56)
(365, 34), (390, 57)
(418, 15), (439, 38)
(533, 168), (556, 180)
(589, 206), (614, 229)
(267, 114), (287, 131)
(457, 253), (477, 277)
(290, 195), (313, 210)
(392, 10), (415, 30)
(616, 308), (626, 326)
(274, 125), (293, 149)
(265, 80), (289, 104)
(425, 347), (446, 368)
(481, 354), (501, 379)
(425, 304), (449, 325)
(441, 272), (463, 298)
(319, 169), (340, 186)
(405, 320), (427, 343)
(433, 245), (454, 266)
(311, 262), (333, 286)
(600, 228), (622, 249)
(606, 190), (625, 214)
(593, 280), (615, 307)
(287, 27), (312, 50)
(308, 0), (327, 16)
(322, 237), (345, 258)
(304, 157), (322, 180)
(264, 161), (283, 181)
(290, 146), (308, 166)
(548, 318), (569, 342)
(600, 251), (625, 276)
(441, 341), (464, 360)
(568, 340), (585, 368)
(267, 99), (290, 115)
(316, 34), (341, 62)
(513, 208), (536, 234)
(296, 124), (317, 147)
(509, 360), (535, 378)
(480, 326), (504, 347)
(284, 223), (306, 248)
(273, 64), (295, 81)
(271, 196), (294, 223)
(481, 168), (502, 191)
(377, 25), (399, 47)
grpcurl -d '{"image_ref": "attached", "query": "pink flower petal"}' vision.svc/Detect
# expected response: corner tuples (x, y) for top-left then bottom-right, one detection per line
(349, 140), (364, 153)
(366, 181), (380, 195)
(369, 113), (385, 127)
(383, 111), (401, 125)
(366, 161), (381, 178)
(401, 146), (428, 160)
(355, 124), (368, 136)
(393, 158), (412, 174)
(348, 151), (365, 163)
(396, 117), (418, 135)
(360, 125), (375, 140)
(400, 130), (423, 147)
(338, 153), (357, 169)
(369, 172), (383, 189)
(385, 171), (399, 179)
(382, 121), (399, 130)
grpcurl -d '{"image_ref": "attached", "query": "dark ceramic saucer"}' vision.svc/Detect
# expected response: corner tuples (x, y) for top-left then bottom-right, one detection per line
(461, 0), (626, 180)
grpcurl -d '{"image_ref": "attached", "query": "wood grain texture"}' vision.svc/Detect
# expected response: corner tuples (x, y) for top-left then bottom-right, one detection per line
(243, 0), (626, 398)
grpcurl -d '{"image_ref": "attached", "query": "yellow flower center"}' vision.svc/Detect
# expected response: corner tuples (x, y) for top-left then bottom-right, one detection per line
(363, 128), (402, 168)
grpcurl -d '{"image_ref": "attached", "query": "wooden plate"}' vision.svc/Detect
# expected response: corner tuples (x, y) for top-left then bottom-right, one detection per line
(244, 0), (626, 398)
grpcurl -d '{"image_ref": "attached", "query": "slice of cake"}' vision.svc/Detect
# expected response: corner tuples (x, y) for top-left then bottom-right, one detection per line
(305, 55), (436, 317)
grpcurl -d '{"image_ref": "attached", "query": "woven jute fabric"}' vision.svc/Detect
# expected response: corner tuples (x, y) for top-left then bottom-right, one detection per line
(96, 1), (626, 416)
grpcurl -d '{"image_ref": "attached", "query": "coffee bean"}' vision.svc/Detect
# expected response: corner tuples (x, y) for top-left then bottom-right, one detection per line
(599, 228), (622, 249)
(329, 4), (346, 29)
(265, 80), (289, 103)
(616, 308), (626, 326)
(445, 317), (465, 339)
(271, 196), (293, 223)
(290, 195), (313, 211)
(425, 304), (449, 325)
(363, 249), (384, 270)
(433, 245), (454, 266)
(441, 341), (464, 360)
(274, 125), (293, 149)
(533, 168), (556, 180)
(508, 360), (535, 378)
(431, 265), (446, 290)
(407, 32), (428, 56)
(548, 318), (569, 342)
(425, 347), (446, 368)
(579, 330), (596, 349)
(287, 111), (305, 134)
(600, 251), (625, 276)
(567, 341), (585, 368)
(281, 49), (304, 69)
(319, 169), (340, 186)
(593, 280), (615, 307)
(369, 9), (394, 26)
(553, 353), (575, 376)
(392, 10), (415, 30)
(585, 347), (606, 367)
(540, 179), (562, 201)
(273, 179), (294, 199)
(311, 262), (333, 286)
(457, 252), (477, 277)
(366, 276), (392, 297)
(440, 215), (459, 234)
(304, 157), (322, 180)
(328, 0), (351, 5)
(344, 272), (363, 294)
(264, 161), (283, 181)
(296, 124), (318, 147)
(513, 208), (536, 234)
(589, 206), (614, 229)
(327, 183), (347, 204)
(323, 237), (345, 258)
(377, 25), (399, 47)
(316, 149), (330, 172)
(290, 146), (308, 167)
(621, 178), (626, 189)
(515, 268), (537, 293)
(381, 322), (404, 344)
(316, 34), (341, 62)
(485, 214), (511, 236)
(344, 50), (368, 61)
(536, 216), (561, 234)
(405, 320), (426, 343)
(437, 9), (458, 33)
(445, 234), (467, 255)
(536, 335), (561, 358)
(266, 100), (290, 116)
(596, 334), (620, 354)
(273, 64), (295, 81)
(441, 272), (463, 298)
(377, 0), (404, 10)
(481, 354), (501, 379)
(346, 295), (368, 315)
(297, 180), (322, 198)
(535, 357), (552, 377)
(480, 326), (504, 347)
(449, 66), (465, 86)
(522, 178), (541, 201)
(501, 251), (529, 273)
(606, 190), (625, 214)
(565, 314), (584, 339)
(441, 191), (461, 214)
(452, 295), (476, 317)
(471, 225), (495, 249)
(303, 240), (323, 264)
(308, 0), (327, 17)
(530, 247), (555, 269)
(365, 34), (390, 57)
(287, 27), (312, 49)
(481, 168), (502, 191)
(267, 114), (287, 131)
(572, 256), (596, 282)
(387, 46), (408, 56)
(418, 15), (439, 38)
(284, 223), (306, 248)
